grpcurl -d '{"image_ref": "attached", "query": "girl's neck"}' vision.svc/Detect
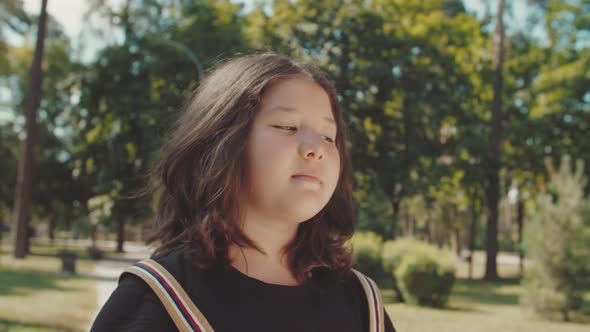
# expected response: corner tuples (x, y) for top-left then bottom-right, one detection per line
(228, 244), (300, 286)
(228, 215), (301, 286)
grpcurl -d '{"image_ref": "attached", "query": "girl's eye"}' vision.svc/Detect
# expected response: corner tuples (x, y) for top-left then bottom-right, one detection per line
(273, 125), (297, 132)
(273, 125), (335, 144)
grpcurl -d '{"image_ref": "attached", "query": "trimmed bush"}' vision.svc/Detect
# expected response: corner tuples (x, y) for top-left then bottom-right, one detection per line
(383, 237), (456, 307)
(394, 248), (455, 307)
(349, 231), (384, 280)
(382, 237), (429, 302)
(382, 237), (431, 273)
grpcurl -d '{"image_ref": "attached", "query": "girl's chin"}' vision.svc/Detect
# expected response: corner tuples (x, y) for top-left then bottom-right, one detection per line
(283, 204), (326, 222)
(290, 177), (322, 190)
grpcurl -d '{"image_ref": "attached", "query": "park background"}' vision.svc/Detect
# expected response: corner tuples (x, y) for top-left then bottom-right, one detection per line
(1, 0), (589, 331)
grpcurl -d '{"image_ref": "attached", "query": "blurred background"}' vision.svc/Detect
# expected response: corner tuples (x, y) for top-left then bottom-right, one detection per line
(0, 0), (589, 331)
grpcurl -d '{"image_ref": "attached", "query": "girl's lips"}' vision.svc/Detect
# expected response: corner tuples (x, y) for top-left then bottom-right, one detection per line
(292, 174), (321, 183)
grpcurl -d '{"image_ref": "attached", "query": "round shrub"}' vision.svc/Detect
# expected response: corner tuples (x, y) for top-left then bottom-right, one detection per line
(394, 246), (456, 307)
(382, 238), (433, 301)
(382, 237), (433, 273)
(349, 231), (384, 280)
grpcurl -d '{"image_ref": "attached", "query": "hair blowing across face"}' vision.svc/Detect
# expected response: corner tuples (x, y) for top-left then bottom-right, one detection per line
(143, 53), (356, 283)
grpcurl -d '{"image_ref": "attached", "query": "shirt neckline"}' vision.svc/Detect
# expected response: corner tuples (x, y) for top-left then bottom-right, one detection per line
(223, 264), (315, 297)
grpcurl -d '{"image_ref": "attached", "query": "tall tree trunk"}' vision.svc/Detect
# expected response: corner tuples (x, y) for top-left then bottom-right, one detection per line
(65, 212), (73, 231)
(392, 95), (412, 240)
(116, 217), (125, 253)
(48, 216), (55, 241)
(484, 0), (504, 281)
(403, 207), (410, 236)
(24, 225), (31, 255)
(390, 199), (401, 240)
(468, 190), (478, 280)
(0, 208), (3, 253)
(90, 223), (98, 249)
(12, 0), (49, 259)
(517, 198), (525, 275)
(453, 228), (462, 257)
(426, 218), (433, 244)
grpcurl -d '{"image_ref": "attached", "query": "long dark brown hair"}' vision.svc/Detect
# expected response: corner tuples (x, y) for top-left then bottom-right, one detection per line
(144, 53), (355, 283)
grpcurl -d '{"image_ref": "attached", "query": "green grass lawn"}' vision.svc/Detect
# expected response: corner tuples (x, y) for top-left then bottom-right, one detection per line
(0, 243), (99, 332)
(24, 242), (118, 260)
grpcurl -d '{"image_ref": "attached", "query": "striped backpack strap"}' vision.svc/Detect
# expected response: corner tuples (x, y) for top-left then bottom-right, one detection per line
(352, 269), (385, 332)
(124, 258), (215, 332)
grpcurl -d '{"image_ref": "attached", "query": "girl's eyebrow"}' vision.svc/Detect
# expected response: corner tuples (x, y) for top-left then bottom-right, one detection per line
(269, 105), (336, 126)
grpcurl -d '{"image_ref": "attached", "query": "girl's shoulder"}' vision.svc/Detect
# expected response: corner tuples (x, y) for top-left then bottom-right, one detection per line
(90, 245), (193, 332)
(322, 268), (376, 298)
(343, 269), (397, 332)
(120, 242), (203, 287)
(111, 243), (194, 310)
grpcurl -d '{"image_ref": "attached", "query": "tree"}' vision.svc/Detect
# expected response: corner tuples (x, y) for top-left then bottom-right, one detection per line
(246, 0), (488, 240)
(0, 123), (18, 251)
(12, 0), (48, 258)
(483, 0), (505, 281)
(521, 155), (590, 321)
(0, 0), (31, 75)
(0, 0), (31, 256)
(503, 0), (590, 277)
(75, 0), (249, 251)
(528, 1), (590, 188)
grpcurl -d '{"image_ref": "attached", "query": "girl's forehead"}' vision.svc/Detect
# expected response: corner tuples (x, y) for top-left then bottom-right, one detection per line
(262, 105), (337, 130)
(258, 77), (334, 118)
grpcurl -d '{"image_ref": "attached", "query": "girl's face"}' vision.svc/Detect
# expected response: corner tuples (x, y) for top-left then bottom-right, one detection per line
(243, 76), (341, 226)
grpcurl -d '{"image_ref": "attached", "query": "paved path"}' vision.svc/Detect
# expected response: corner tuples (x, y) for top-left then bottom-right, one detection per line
(88, 244), (153, 330)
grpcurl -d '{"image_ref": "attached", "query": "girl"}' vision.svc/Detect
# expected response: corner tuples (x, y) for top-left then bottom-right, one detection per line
(90, 53), (396, 332)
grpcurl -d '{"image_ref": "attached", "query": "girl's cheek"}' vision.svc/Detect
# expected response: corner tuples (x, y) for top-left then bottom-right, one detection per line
(327, 144), (340, 157)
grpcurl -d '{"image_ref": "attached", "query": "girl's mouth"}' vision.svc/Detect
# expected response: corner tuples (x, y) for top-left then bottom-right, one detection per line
(291, 174), (321, 184)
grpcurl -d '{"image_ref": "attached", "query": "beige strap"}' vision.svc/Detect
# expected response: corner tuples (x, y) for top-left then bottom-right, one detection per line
(352, 269), (385, 332)
(124, 259), (215, 332)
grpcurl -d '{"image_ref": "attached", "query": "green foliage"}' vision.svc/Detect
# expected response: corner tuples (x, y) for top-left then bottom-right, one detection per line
(521, 155), (590, 321)
(1, 0), (589, 273)
(69, 0), (251, 236)
(354, 171), (395, 238)
(395, 249), (456, 307)
(382, 237), (421, 302)
(382, 237), (427, 273)
(384, 237), (456, 307)
(0, 123), (17, 209)
(246, 0), (490, 225)
(349, 231), (384, 280)
(0, 0), (31, 75)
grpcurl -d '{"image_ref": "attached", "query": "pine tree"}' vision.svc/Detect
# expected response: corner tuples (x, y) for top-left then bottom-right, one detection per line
(521, 155), (590, 321)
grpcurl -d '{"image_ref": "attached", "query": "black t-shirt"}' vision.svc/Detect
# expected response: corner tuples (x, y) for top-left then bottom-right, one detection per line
(90, 244), (396, 332)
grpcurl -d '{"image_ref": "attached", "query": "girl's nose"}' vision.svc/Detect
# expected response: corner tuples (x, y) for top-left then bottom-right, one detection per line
(298, 130), (324, 161)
